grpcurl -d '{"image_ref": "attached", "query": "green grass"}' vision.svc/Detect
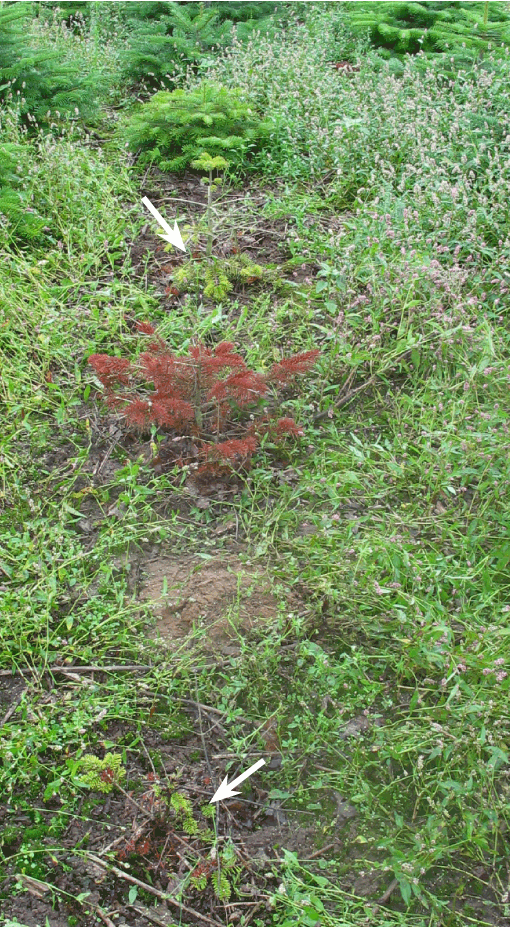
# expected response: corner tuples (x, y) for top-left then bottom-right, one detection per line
(1, 4), (510, 926)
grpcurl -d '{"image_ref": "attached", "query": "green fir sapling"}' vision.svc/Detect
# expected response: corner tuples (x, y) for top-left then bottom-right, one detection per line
(123, 79), (271, 174)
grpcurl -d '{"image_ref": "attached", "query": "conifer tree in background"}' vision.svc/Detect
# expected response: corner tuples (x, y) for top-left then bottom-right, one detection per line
(197, 1), (290, 39)
(121, 1), (231, 89)
(341, 1), (510, 71)
(0, 141), (48, 246)
(120, 1), (290, 90)
(0, 3), (53, 111)
(206, 2), (282, 24)
(122, 2), (172, 21)
(165, 1), (224, 59)
(0, 1), (101, 123)
(35, 0), (91, 30)
(31, 1), (292, 94)
(120, 15), (184, 92)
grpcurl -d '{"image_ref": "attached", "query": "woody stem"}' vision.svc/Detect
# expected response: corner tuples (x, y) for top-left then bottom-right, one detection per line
(206, 169), (213, 259)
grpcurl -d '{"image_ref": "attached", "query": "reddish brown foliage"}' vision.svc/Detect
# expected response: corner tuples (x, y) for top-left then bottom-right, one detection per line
(150, 396), (195, 429)
(208, 370), (267, 407)
(201, 436), (259, 464)
(333, 61), (360, 72)
(88, 355), (131, 389)
(122, 398), (153, 430)
(274, 417), (305, 437)
(268, 349), (320, 385)
(87, 323), (319, 475)
(135, 321), (156, 335)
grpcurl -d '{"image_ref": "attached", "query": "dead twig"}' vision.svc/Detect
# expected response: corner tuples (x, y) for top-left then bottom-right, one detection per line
(100, 831), (131, 855)
(306, 842), (338, 860)
(239, 901), (264, 927)
(84, 852), (226, 927)
(128, 905), (170, 927)
(313, 372), (377, 422)
(93, 436), (120, 476)
(313, 348), (414, 423)
(89, 903), (117, 927)
(1, 695), (23, 726)
(16, 873), (117, 926)
(0, 664), (153, 677)
(179, 698), (225, 716)
(179, 697), (255, 731)
(115, 782), (156, 819)
(171, 828), (209, 866)
(157, 195), (219, 214)
(375, 877), (399, 906)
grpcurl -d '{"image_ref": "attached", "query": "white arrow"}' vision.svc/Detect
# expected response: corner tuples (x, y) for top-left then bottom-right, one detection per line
(142, 196), (186, 252)
(210, 758), (266, 804)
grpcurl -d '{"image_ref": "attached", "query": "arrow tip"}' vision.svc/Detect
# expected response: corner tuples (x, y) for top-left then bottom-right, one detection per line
(142, 196), (186, 252)
(157, 230), (186, 253)
(210, 775), (240, 804)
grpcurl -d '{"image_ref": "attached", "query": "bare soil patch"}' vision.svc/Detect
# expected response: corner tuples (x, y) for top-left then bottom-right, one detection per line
(141, 552), (299, 655)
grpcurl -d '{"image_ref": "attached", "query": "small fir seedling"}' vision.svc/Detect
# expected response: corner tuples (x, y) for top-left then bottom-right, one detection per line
(76, 753), (126, 794)
(172, 253), (275, 301)
(203, 261), (233, 300)
(171, 791), (199, 834)
(190, 841), (240, 901)
(191, 150), (229, 258)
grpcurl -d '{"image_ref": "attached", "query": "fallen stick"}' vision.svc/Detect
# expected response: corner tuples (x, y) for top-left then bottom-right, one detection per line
(0, 664), (153, 677)
(84, 852), (226, 927)
(128, 904), (170, 927)
(375, 876), (399, 905)
(306, 842), (337, 860)
(16, 872), (116, 927)
(313, 373), (377, 422)
(313, 348), (414, 423)
(89, 903), (117, 927)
